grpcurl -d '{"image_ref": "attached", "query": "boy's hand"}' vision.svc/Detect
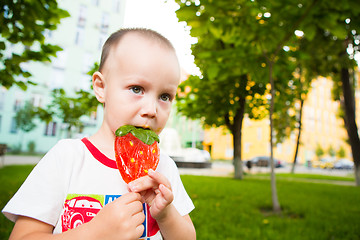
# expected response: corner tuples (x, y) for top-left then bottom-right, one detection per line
(88, 192), (145, 240)
(128, 170), (173, 220)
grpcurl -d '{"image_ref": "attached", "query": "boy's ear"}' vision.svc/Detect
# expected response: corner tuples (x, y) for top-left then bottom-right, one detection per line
(92, 71), (105, 103)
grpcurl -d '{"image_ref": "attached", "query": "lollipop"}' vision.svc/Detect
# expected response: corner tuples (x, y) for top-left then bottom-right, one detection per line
(114, 125), (160, 183)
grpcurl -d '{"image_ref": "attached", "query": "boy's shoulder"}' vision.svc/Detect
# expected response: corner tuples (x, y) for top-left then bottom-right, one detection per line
(48, 138), (85, 156)
(55, 138), (84, 148)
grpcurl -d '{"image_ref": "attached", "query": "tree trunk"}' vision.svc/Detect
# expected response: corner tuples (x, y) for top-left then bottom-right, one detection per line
(291, 98), (304, 174)
(233, 96), (246, 179)
(268, 61), (281, 213)
(340, 67), (360, 186)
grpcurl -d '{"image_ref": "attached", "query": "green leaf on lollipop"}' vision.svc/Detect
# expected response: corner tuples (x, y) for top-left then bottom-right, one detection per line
(115, 125), (160, 145)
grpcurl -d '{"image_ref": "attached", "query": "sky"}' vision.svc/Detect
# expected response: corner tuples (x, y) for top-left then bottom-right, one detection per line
(123, 0), (200, 76)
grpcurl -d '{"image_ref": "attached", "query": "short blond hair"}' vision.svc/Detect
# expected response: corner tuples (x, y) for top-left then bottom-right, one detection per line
(99, 28), (175, 72)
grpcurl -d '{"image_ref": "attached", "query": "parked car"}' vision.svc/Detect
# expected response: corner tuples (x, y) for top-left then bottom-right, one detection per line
(333, 158), (354, 169)
(247, 156), (284, 168)
(312, 158), (334, 169)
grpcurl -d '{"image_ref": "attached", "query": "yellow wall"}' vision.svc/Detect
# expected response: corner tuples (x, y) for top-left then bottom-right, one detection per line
(204, 76), (357, 163)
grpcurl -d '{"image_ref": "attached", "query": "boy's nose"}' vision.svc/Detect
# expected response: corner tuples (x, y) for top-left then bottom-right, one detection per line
(140, 98), (157, 118)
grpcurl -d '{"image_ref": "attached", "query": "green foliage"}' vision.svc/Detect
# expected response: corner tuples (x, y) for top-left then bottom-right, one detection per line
(315, 144), (325, 158)
(337, 146), (346, 158)
(328, 145), (336, 157)
(14, 101), (37, 133)
(40, 88), (99, 137)
(87, 62), (100, 78)
(35, 62), (100, 136)
(175, 0), (271, 131)
(27, 141), (36, 153)
(0, 0), (69, 90)
(174, 0), (319, 145)
(176, 0), (360, 165)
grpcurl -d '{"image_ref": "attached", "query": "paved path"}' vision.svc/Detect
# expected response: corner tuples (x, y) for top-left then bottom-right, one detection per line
(0, 155), (42, 166)
(1, 156), (355, 186)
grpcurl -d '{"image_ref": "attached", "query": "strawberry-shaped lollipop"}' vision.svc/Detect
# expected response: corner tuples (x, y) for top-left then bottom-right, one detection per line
(114, 125), (160, 184)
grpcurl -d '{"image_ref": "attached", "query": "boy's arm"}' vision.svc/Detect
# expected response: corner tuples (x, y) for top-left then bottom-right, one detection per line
(10, 216), (93, 240)
(9, 192), (145, 240)
(156, 208), (196, 240)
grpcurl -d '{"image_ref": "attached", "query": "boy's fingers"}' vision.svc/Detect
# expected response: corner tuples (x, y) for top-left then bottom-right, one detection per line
(117, 192), (142, 204)
(128, 176), (156, 192)
(159, 184), (174, 203)
(148, 169), (171, 190)
(128, 170), (171, 194)
(127, 198), (144, 213)
(132, 210), (145, 223)
(135, 224), (145, 237)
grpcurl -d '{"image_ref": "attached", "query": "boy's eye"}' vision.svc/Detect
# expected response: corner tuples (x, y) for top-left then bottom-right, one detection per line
(160, 94), (171, 102)
(130, 86), (143, 94)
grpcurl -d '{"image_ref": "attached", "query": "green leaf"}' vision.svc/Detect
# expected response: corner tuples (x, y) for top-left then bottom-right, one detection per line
(115, 125), (160, 145)
(115, 125), (136, 137)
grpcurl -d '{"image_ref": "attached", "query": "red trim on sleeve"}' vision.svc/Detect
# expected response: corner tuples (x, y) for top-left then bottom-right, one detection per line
(81, 138), (117, 169)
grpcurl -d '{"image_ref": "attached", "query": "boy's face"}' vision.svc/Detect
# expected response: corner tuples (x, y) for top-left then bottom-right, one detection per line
(95, 33), (180, 135)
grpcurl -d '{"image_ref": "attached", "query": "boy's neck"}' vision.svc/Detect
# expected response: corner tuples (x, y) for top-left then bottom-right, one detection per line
(88, 125), (116, 160)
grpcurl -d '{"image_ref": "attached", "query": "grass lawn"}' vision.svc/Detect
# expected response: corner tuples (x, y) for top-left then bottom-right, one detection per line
(0, 165), (35, 239)
(181, 174), (360, 240)
(1, 165), (359, 239)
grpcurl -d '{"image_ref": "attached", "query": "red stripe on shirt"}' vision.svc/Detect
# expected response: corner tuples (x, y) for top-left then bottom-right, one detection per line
(81, 138), (117, 169)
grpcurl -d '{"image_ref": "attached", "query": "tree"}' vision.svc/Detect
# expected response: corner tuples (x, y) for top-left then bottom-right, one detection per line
(328, 145), (336, 158)
(315, 144), (324, 159)
(293, 0), (360, 185)
(37, 63), (100, 138)
(337, 146), (346, 159)
(14, 101), (37, 150)
(0, 0), (69, 90)
(175, 1), (270, 180)
(37, 88), (99, 138)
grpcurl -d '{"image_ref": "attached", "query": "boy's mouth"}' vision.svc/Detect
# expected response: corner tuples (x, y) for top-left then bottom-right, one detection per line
(135, 125), (152, 131)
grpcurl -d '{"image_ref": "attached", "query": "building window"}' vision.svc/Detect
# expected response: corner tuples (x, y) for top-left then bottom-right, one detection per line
(44, 122), (57, 136)
(112, 0), (121, 13)
(0, 89), (6, 110)
(10, 117), (17, 134)
(75, 27), (85, 45)
(13, 99), (22, 112)
(78, 5), (87, 28)
(31, 94), (43, 108)
(101, 13), (109, 33)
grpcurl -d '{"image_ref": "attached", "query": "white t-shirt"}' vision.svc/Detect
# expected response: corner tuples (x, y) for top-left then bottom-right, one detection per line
(2, 138), (194, 239)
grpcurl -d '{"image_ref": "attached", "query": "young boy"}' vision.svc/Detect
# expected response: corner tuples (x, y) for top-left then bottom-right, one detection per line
(3, 28), (196, 240)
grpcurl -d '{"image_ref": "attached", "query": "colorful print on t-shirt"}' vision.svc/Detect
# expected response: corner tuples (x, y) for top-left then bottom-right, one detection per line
(61, 194), (159, 239)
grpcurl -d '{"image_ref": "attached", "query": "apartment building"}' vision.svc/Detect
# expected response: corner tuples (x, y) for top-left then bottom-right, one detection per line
(0, 0), (127, 152)
(203, 75), (360, 164)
